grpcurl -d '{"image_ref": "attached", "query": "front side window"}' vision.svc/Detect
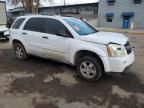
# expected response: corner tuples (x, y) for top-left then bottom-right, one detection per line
(43, 18), (72, 37)
(12, 18), (25, 29)
(24, 18), (43, 32)
(64, 18), (98, 35)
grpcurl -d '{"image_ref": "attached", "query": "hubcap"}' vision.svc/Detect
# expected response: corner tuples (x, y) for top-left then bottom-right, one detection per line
(80, 61), (97, 79)
(15, 46), (24, 59)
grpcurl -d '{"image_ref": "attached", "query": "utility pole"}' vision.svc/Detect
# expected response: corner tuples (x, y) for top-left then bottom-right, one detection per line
(64, 0), (66, 5)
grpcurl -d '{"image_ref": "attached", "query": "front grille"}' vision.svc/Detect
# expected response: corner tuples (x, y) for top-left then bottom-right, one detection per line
(124, 41), (132, 55)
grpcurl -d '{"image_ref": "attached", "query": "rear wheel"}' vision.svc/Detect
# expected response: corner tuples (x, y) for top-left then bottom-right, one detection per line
(76, 56), (103, 81)
(13, 43), (28, 60)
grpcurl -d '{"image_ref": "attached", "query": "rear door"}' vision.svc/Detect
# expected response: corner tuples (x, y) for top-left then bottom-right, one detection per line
(22, 18), (45, 56)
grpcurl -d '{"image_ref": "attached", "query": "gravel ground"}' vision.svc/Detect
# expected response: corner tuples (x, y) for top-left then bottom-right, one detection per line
(0, 33), (144, 108)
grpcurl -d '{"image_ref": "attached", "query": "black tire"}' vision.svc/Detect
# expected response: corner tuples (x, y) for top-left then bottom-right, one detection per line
(13, 43), (28, 60)
(76, 56), (103, 81)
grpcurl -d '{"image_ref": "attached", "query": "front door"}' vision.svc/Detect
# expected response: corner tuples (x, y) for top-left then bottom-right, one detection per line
(40, 33), (70, 61)
(41, 18), (72, 61)
(123, 17), (129, 29)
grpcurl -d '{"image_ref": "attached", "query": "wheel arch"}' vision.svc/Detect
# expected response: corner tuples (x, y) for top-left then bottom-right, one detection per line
(12, 39), (28, 53)
(12, 39), (23, 46)
(74, 50), (105, 72)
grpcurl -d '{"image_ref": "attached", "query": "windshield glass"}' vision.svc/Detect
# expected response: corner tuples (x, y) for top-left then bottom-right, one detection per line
(64, 18), (98, 35)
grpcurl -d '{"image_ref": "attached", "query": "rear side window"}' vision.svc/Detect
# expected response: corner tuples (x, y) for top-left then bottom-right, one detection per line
(24, 18), (43, 32)
(12, 18), (25, 29)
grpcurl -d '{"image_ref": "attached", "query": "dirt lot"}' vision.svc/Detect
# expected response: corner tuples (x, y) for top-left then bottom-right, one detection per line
(0, 33), (144, 108)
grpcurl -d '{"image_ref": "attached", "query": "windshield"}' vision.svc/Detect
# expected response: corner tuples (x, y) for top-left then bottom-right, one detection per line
(64, 18), (98, 35)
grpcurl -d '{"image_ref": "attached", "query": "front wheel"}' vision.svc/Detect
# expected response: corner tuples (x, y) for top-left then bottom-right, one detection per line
(76, 56), (103, 81)
(13, 43), (28, 60)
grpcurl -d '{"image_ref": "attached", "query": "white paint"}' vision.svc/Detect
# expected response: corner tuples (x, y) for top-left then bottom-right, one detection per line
(79, 31), (128, 45)
(10, 15), (135, 76)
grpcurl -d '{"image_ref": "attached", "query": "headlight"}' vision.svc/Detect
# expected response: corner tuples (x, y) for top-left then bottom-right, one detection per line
(107, 44), (127, 57)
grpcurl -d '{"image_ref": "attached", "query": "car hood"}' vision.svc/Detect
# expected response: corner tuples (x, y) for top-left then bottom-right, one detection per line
(78, 31), (128, 45)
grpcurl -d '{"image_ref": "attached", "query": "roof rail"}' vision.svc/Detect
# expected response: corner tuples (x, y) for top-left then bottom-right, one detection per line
(24, 13), (40, 16)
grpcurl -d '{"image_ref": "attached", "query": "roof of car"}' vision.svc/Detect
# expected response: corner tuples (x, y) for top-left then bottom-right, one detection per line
(17, 15), (73, 20)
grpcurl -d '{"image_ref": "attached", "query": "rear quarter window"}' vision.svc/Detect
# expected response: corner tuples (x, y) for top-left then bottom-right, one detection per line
(11, 18), (25, 29)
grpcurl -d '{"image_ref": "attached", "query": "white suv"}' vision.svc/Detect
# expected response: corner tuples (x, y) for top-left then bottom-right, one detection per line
(10, 15), (135, 81)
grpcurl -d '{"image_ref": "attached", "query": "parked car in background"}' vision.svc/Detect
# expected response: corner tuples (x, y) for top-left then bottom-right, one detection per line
(10, 15), (135, 81)
(0, 25), (9, 40)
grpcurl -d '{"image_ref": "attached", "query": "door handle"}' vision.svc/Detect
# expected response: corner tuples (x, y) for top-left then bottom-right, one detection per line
(42, 36), (48, 39)
(22, 32), (27, 35)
